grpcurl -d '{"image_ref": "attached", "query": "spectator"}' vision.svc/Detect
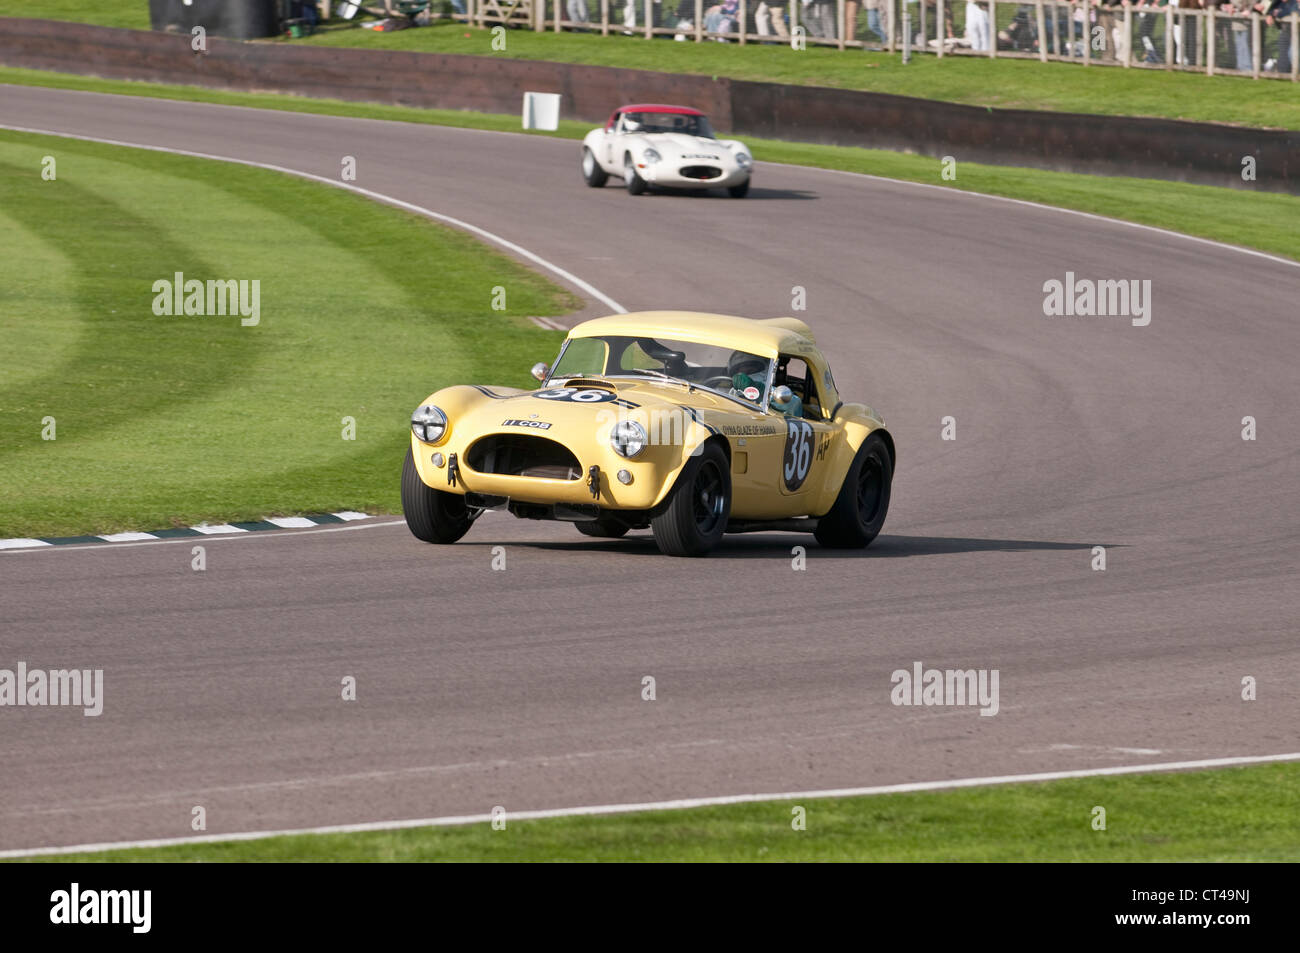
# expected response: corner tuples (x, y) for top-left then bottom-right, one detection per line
(756, 1), (791, 38)
(705, 0), (740, 35)
(1134, 0), (1167, 62)
(803, 0), (837, 36)
(1263, 0), (1298, 72)
(966, 0), (991, 50)
(844, 0), (860, 40)
(864, 0), (889, 45)
(567, 0), (590, 27)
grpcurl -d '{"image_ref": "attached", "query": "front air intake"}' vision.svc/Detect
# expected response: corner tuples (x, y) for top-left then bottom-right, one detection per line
(466, 435), (582, 480)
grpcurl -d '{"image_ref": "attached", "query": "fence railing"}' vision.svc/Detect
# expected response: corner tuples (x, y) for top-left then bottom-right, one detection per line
(446, 0), (1299, 80)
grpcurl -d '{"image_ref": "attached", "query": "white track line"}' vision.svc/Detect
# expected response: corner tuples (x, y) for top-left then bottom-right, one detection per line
(0, 519), (405, 555)
(0, 123), (628, 314)
(3, 751), (1297, 858)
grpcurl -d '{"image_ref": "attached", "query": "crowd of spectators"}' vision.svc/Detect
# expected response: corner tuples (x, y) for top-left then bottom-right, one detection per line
(298, 0), (1298, 74)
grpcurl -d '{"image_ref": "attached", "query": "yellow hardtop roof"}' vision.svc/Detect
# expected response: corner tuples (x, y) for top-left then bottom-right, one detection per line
(568, 311), (815, 359)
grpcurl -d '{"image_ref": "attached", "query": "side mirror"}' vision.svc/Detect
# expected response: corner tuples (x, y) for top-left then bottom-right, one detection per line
(531, 362), (550, 382)
(772, 384), (794, 405)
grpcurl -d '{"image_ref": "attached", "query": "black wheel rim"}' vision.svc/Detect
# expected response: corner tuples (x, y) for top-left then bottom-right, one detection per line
(692, 460), (725, 535)
(857, 454), (884, 525)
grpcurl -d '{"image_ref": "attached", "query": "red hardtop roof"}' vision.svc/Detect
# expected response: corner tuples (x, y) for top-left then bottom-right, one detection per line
(616, 104), (706, 116)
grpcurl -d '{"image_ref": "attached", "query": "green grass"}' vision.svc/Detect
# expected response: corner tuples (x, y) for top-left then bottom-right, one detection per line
(0, 129), (574, 538)
(0, 0), (149, 30)
(4, 65), (1299, 265)
(4, 1), (1296, 130)
(13, 762), (1300, 861)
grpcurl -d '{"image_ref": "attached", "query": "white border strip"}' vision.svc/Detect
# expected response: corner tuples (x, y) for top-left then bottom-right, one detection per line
(0, 123), (628, 314)
(4, 751), (1297, 858)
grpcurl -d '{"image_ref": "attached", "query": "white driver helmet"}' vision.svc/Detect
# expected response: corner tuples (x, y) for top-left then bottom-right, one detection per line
(624, 117), (642, 132)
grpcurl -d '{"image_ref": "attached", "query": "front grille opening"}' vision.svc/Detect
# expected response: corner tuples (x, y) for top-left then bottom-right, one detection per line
(680, 165), (722, 180)
(466, 435), (581, 480)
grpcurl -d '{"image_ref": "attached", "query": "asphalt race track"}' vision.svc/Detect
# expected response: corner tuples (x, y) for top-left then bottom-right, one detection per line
(2, 86), (1298, 853)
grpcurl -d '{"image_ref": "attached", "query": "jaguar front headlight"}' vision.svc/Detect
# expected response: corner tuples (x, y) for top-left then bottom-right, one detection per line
(643, 147), (662, 165)
(735, 152), (752, 172)
(610, 420), (648, 458)
(411, 404), (447, 444)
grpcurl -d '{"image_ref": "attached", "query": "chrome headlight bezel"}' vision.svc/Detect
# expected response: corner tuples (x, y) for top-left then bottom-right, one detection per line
(735, 152), (753, 172)
(610, 420), (648, 458)
(642, 147), (663, 165)
(411, 404), (448, 444)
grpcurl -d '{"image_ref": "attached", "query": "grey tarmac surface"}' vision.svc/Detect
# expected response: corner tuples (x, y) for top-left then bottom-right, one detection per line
(1, 86), (1297, 852)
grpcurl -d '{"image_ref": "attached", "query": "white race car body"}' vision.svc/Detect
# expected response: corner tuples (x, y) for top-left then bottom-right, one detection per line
(581, 104), (753, 195)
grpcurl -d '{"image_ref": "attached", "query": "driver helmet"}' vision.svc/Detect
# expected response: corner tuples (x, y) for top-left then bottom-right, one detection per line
(623, 116), (642, 132)
(727, 351), (768, 402)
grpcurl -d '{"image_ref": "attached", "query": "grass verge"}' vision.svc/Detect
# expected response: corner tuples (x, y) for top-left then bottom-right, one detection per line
(3, 65), (1299, 264)
(11, 762), (1300, 861)
(0, 129), (574, 538)
(3, 5), (1297, 130)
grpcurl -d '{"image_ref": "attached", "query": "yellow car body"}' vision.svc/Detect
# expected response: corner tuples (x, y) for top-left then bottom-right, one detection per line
(403, 311), (894, 555)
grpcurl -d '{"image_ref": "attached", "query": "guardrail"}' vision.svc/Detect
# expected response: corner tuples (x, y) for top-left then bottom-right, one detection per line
(451, 0), (1299, 81)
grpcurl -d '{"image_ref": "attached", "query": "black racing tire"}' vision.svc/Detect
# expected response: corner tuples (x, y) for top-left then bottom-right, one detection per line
(651, 443), (731, 556)
(728, 179), (751, 198)
(814, 433), (892, 548)
(624, 153), (648, 195)
(401, 446), (473, 544)
(582, 147), (608, 188)
(575, 518), (629, 538)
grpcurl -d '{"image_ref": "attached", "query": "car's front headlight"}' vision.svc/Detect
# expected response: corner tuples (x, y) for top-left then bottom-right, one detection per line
(735, 152), (752, 172)
(610, 420), (648, 458)
(411, 404), (447, 443)
(643, 147), (662, 165)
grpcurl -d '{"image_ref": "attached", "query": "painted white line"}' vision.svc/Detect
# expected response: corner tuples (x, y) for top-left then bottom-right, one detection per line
(0, 538), (51, 550)
(3, 751), (1297, 858)
(332, 511), (371, 521)
(265, 516), (317, 529)
(528, 315), (566, 330)
(0, 123), (628, 314)
(762, 159), (1300, 272)
(191, 523), (248, 535)
(96, 531), (159, 542)
(0, 519), (405, 555)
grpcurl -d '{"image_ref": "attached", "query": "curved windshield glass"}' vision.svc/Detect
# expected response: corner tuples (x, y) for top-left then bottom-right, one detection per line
(551, 335), (771, 408)
(624, 112), (715, 138)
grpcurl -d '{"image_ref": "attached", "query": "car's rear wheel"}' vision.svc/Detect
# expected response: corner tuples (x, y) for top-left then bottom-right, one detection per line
(402, 447), (474, 544)
(728, 179), (750, 198)
(651, 443), (730, 556)
(624, 153), (648, 195)
(575, 517), (629, 538)
(814, 433), (891, 548)
(582, 147), (608, 188)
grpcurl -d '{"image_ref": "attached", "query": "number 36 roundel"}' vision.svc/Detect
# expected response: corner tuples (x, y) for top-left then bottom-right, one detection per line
(782, 419), (814, 491)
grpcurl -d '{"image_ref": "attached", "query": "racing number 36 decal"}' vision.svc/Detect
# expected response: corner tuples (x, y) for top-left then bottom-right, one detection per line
(534, 388), (616, 403)
(783, 419), (814, 491)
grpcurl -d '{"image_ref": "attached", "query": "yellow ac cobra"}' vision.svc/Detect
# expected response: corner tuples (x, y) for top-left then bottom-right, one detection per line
(402, 312), (894, 556)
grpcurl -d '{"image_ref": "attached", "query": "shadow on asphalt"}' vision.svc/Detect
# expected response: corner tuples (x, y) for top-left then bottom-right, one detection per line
(642, 186), (818, 201)
(455, 534), (1115, 559)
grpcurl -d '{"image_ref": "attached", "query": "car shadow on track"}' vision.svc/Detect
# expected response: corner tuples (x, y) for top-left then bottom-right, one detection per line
(458, 534), (1116, 559)
(645, 187), (818, 201)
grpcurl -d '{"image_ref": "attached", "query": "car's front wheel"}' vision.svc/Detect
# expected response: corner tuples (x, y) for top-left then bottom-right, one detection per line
(582, 147), (608, 188)
(728, 179), (750, 198)
(624, 153), (648, 195)
(401, 447), (474, 544)
(651, 443), (730, 556)
(814, 433), (892, 548)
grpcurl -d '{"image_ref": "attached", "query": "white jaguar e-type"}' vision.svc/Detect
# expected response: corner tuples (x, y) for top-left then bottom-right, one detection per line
(580, 104), (753, 198)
